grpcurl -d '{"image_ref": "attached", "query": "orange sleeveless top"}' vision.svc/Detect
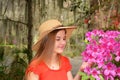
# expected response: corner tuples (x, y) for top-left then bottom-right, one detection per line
(26, 55), (72, 80)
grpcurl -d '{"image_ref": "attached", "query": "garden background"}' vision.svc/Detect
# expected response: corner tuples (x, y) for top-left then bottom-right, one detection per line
(0, 0), (120, 80)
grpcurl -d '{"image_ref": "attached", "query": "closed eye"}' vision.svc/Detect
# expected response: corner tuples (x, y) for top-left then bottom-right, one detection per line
(56, 38), (60, 41)
(56, 36), (66, 41)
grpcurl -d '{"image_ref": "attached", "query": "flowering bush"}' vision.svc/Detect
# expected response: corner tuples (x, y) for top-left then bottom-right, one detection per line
(81, 30), (120, 80)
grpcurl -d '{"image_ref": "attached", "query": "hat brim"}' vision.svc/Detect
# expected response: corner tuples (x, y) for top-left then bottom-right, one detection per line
(32, 26), (77, 51)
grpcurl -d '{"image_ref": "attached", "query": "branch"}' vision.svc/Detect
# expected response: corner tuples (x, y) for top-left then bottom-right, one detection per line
(2, 0), (9, 16)
(106, 0), (114, 28)
(0, 18), (27, 25)
(98, 0), (101, 7)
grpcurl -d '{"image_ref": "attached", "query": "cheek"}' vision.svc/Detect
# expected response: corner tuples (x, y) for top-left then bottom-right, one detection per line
(54, 42), (58, 48)
(62, 41), (66, 47)
(64, 41), (67, 45)
(56, 41), (66, 46)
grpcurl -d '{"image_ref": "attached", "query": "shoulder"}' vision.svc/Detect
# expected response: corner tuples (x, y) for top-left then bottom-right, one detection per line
(26, 59), (44, 75)
(60, 55), (72, 71)
(60, 55), (71, 64)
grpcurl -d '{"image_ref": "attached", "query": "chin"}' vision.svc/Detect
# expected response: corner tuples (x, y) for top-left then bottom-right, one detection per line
(54, 49), (64, 54)
(56, 51), (64, 54)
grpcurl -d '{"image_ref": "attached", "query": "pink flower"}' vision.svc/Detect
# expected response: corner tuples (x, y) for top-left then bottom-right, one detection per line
(90, 68), (100, 80)
(115, 56), (120, 62)
(115, 52), (120, 62)
(116, 67), (120, 77)
(82, 30), (120, 79)
(103, 63), (116, 76)
(84, 67), (91, 75)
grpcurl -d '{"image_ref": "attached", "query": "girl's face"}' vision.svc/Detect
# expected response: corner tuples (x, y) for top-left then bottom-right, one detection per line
(53, 30), (66, 54)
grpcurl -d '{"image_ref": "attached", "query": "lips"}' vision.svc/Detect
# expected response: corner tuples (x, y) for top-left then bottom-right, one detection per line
(58, 46), (65, 49)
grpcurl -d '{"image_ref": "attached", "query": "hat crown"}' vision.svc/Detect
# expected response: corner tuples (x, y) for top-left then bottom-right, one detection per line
(39, 19), (62, 34)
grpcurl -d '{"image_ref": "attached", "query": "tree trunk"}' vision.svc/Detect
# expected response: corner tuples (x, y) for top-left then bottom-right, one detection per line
(26, 0), (33, 63)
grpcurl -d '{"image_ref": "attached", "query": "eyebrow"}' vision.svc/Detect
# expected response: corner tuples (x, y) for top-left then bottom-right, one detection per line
(56, 36), (66, 38)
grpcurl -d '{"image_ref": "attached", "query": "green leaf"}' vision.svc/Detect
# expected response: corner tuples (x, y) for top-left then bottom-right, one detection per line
(84, 38), (88, 44)
(78, 71), (90, 80)
(89, 75), (95, 80)
(78, 71), (86, 76)
(99, 75), (104, 80)
(82, 76), (89, 80)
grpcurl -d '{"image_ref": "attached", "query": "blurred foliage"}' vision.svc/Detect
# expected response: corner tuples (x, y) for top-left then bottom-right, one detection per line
(8, 55), (27, 80)
(0, 46), (28, 80)
(78, 71), (96, 80)
(0, 47), (4, 61)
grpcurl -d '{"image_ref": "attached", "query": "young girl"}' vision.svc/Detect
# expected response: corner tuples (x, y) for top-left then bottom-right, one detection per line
(25, 19), (90, 80)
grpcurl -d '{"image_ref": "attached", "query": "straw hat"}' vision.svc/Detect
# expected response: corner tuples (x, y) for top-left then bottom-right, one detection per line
(32, 19), (77, 51)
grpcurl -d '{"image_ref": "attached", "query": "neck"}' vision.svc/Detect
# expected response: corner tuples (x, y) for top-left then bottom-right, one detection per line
(50, 53), (59, 64)
(47, 53), (60, 70)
